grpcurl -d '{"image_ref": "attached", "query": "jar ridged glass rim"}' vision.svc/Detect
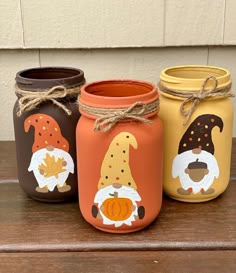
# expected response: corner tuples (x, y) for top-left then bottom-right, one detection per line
(16, 66), (85, 90)
(80, 79), (158, 108)
(160, 65), (231, 91)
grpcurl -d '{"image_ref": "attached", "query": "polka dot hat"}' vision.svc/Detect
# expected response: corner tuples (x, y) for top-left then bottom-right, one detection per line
(178, 114), (223, 155)
(24, 113), (69, 153)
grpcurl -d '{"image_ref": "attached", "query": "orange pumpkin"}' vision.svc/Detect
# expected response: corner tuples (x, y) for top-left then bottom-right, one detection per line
(101, 197), (133, 221)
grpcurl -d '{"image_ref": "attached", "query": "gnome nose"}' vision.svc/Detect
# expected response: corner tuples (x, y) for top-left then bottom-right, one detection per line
(192, 148), (201, 154)
(46, 145), (54, 151)
(113, 183), (122, 189)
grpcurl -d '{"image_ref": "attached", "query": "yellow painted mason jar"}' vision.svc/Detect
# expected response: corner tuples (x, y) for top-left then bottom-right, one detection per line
(158, 65), (234, 202)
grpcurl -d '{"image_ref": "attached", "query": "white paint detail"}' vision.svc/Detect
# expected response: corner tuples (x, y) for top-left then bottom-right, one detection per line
(94, 185), (141, 227)
(172, 150), (219, 194)
(28, 147), (74, 192)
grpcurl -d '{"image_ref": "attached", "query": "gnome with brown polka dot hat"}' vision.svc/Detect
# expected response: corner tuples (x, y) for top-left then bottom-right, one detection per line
(172, 114), (223, 195)
(24, 113), (74, 193)
(92, 132), (145, 227)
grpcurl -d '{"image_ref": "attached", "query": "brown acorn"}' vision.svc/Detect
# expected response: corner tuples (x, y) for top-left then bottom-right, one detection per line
(185, 159), (209, 182)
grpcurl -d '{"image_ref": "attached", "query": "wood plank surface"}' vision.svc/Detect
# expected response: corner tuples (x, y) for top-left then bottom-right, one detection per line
(0, 140), (235, 252)
(0, 181), (235, 252)
(0, 251), (235, 273)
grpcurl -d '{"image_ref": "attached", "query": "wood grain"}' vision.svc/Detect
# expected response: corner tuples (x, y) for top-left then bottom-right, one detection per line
(0, 251), (235, 273)
(0, 181), (235, 252)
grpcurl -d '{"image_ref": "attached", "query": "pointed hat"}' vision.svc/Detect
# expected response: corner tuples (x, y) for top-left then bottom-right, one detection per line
(178, 114), (223, 155)
(24, 113), (69, 153)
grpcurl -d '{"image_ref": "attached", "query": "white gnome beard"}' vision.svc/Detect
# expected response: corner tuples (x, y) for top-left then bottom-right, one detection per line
(28, 148), (74, 192)
(94, 185), (141, 227)
(172, 150), (219, 194)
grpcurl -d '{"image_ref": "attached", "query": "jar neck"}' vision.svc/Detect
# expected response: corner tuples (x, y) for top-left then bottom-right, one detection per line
(15, 67), (85, 91)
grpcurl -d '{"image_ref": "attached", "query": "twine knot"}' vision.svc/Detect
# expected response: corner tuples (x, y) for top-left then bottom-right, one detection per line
(79, 99), (159, 133)
(94, 102), (151, 132)
(15, 85), (81, 117)
(159, 76), (234, 125)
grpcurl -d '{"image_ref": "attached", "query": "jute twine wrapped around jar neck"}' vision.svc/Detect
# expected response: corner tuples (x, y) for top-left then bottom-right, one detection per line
(79, 99), (160, 133)
(15, 85), (82, 117)
(158, 76), (234, 125)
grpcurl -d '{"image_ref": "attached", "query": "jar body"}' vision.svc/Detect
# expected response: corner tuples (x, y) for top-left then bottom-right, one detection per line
(13, 67), (85, 202)
(159, 65), (234, 202)
(76, 80), (163, 233)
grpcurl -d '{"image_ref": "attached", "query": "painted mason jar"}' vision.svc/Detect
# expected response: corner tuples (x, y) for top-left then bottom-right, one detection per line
(76, 80), (163, 233)
(158, 65), (234, 202)
(13, 67), (85, 202)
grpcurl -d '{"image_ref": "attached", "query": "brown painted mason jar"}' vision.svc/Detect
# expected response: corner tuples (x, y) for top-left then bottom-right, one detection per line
(13, 67), (85, 202)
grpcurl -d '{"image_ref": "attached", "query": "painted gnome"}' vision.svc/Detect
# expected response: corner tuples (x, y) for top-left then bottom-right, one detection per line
(24, 113), (74, 193)
(92, 132), (145, 227)
(172, 114), (223, 195)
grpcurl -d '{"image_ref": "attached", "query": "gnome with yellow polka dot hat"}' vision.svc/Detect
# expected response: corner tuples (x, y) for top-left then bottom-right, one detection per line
(24, 113), (74, 193)
(172, 114), (223, 195)
(92, 132), (145, 227)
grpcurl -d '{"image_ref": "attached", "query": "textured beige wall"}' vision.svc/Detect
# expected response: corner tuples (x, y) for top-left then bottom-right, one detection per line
(0, 1), (236, 139)
(1, 0), (236, 48)
(0, 47), (235, 140)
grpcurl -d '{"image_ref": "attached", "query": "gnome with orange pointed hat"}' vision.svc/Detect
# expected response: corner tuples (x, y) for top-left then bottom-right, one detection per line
(24, 113), (74, 193)
(92, 132), (145, 227)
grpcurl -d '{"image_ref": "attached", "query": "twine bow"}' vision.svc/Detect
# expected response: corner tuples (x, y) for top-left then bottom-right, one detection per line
(15, 85), (81, 117)
(94, 101), (153, 132)
(79, 99), (159, 133)
(159, 76), (234, 125)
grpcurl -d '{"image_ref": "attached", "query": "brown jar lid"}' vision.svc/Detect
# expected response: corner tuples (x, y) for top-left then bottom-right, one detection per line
(16, 67), (85, 91)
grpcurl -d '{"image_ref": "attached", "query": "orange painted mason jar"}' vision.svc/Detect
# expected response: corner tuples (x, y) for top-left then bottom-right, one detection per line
(158, 65), (234, 203)
(76, 80), (163, 233)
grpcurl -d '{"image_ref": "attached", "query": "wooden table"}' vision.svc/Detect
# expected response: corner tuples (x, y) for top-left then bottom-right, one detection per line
(0, 140), (235, 273)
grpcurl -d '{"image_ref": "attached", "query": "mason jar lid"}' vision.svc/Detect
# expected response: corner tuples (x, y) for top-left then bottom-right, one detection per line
(16, 67), (85, 91)
(159, 65), (231, 92)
